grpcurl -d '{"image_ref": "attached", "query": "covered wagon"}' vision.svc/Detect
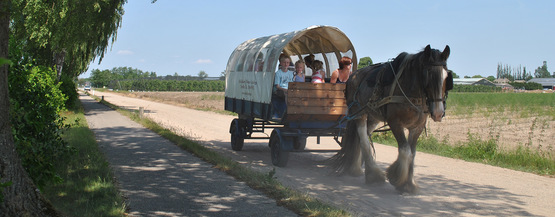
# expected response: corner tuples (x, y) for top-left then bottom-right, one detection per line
(224, 25), (357, 166)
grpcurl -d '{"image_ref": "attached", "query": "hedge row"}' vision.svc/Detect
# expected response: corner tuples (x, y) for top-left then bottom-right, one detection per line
(110, 80), (225, 92)
(508, 82), (543, 90)
(451, 84), (502, 92)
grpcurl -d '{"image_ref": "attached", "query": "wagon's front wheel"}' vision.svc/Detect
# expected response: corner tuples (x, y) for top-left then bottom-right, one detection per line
(270, 130), (289, 167)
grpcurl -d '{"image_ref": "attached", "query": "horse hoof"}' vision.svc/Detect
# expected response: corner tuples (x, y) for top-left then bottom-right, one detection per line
(365, 168), (386, 184)
(365, 174), (386, 185)
(396, 182), (419, 194)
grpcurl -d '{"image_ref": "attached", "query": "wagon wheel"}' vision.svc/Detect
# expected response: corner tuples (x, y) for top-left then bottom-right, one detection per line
(230, 119), (245, 151)
(270, 130), (289, 167)
(293, 137), (307, 151)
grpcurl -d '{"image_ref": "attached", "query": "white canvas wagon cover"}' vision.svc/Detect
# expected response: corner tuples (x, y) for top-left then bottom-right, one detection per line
(225, 25), (357, 106)
(225, 26), (357, 103)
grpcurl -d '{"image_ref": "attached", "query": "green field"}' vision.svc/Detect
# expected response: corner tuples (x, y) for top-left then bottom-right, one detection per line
(447, 92), (555, 118)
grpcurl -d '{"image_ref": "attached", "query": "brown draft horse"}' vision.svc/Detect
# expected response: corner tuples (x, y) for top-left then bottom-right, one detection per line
(330, 45), (452, 194)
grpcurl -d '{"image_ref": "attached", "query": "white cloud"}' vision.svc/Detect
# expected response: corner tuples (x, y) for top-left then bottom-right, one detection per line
(195, 59), (212, 64)
(117, 50), (134, 55)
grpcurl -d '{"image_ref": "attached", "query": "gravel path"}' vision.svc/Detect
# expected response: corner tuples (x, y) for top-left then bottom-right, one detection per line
(81, 93), (297, 216)
(91, 91), (555, 217)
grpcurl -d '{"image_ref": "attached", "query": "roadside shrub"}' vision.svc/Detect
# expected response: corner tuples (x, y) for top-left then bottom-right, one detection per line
(8, 64), (74, 188)
(59, 74), (79, 110)
(455, 133), (498, 159)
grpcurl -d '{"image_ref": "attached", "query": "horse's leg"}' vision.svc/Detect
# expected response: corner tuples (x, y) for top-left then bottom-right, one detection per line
(345, 117), (365, 176)
(403, 126), (425, 193)
(385, 123), (414, 193)
(362, 118), (385, 184)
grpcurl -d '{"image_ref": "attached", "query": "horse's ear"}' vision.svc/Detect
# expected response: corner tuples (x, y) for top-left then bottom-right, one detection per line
(424, 44), (432, 57)
(441, 45), (450, 61)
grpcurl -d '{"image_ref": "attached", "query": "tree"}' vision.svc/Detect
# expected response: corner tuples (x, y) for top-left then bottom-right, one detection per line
(450, 70), (459, 78)
(2, 1), (128, 214)
(534, 61), (550, 78)
(1, 0), (57, 215)
(90, 69), (112, 88)
(472, 75), (483, 78)
(358, 56), (373, 69)
(486, 76), (495, 82)
(220, 71), (226, 80)
(10, 0), (126, 80)
(198, 70), (208, 79)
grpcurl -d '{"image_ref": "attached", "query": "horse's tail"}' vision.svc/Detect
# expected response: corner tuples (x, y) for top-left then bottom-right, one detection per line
(329, 120), (363, 176)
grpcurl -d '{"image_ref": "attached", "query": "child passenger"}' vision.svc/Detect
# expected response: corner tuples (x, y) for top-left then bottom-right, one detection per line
(311, 60), (325, 83)
(274, 54), (294, 99)
(294, 60), (305, 82)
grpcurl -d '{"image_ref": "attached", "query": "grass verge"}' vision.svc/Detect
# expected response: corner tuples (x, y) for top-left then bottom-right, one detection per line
(42, 104), (126, 216)
(90, 94), (349, 216)
(373, 131), (555, 177)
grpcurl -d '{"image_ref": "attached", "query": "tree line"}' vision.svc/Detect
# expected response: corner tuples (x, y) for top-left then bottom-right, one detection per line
(86, 66), (224, 91)
(497, 61), (553, 81)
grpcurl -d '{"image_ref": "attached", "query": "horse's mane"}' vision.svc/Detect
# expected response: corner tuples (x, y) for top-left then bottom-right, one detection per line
(363, 52), (410, 88)
(362, 47), (443, 89)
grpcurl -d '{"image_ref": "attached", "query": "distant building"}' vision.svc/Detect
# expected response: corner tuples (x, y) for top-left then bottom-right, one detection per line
(492, 78), (513, 90)
(493, 78), (510, 84)
(527, 78), (555, 90)
(453, 78), (496, 86)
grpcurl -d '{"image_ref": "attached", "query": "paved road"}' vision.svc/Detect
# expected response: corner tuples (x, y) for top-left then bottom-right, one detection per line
(89, 91), (555, 217)
(80, 93), (298, 216)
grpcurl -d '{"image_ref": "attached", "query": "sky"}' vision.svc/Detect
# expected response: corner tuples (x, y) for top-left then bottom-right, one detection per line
(80, 0), (555, 79)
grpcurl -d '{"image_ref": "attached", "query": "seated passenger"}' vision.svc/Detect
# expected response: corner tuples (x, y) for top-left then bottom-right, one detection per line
(304, 54), (315, 70)
(274, 54), (294, 98)
(293, 60), (306, 82)
(330, 56), (352, 84)
(272, 54), (293, 119)
(311, 60), (326, 83)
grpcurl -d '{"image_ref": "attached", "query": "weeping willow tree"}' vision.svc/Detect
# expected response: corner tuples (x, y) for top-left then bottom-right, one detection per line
(1, 0), (127, 215)
(10, 0), (126, 79)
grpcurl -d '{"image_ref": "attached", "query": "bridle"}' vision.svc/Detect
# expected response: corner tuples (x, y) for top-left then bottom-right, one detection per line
(423, 61), (450, 116)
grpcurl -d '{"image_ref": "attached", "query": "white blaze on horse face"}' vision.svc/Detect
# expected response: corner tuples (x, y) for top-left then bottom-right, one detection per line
(431, 68), (447, 122)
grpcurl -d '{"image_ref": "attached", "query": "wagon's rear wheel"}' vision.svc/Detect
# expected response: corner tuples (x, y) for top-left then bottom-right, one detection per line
(293, 137), (307, 151)
(270, 130), (289, 167)
(230, 119), (245, 151)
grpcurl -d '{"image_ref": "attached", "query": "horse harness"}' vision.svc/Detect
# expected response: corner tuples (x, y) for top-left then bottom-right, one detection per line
(365, 61), (429, 115)
(337, 59), (450, 127)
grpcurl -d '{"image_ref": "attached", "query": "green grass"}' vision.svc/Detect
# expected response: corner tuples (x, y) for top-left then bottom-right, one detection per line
(373, 131), (555, 176)
(92, 94), (350, 217)
(42, 106), (126, 216)
(448, 92), (555, 118)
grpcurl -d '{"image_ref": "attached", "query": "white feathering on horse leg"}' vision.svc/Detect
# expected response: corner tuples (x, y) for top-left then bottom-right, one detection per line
(387, 146), (412, 188)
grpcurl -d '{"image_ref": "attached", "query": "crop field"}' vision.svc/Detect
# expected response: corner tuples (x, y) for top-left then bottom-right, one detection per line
(116, 91), (554, 154)
(428, 92), (554, 154)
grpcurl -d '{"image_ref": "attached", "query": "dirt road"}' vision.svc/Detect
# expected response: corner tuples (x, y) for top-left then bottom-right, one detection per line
(93, 91), (554, 216)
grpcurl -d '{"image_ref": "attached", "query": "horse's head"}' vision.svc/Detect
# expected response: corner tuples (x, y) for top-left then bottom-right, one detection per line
(422, 45), (451, 122)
